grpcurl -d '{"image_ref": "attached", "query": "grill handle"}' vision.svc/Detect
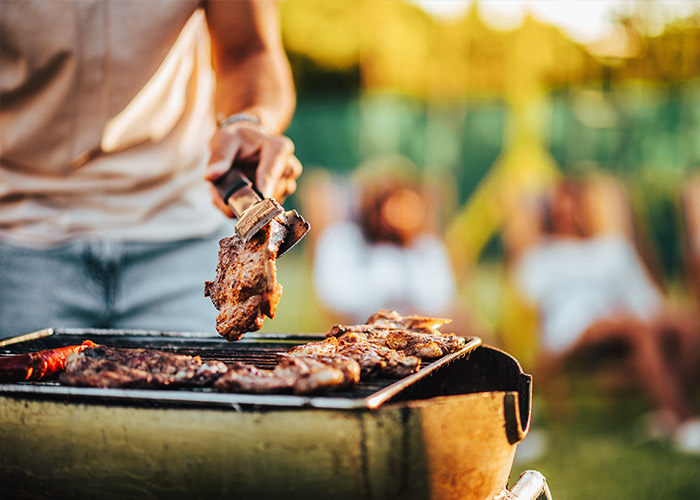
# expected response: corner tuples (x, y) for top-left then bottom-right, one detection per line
(502, 366), (532, 445)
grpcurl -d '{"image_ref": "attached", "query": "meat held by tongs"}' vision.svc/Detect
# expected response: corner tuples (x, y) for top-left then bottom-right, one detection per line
(204, 219), (287, 340)
(205, 169), (310, 341)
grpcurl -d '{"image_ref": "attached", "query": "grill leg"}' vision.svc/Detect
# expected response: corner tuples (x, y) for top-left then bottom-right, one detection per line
(494, 470), (552, 500)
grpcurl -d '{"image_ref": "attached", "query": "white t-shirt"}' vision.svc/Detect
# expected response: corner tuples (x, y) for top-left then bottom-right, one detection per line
(515, 234), (664, 352)
(313, 222), (456, 322)
(0, 1), (226, 246)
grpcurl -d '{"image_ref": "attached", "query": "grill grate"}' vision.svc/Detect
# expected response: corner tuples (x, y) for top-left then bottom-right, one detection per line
(0, 328), (481, 409)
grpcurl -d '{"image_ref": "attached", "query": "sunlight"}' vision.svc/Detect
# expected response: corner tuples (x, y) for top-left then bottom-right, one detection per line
(413, 0), (700, 43)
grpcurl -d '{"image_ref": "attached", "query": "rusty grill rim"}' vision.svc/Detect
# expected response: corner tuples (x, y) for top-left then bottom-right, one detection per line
(0, 328), (482, 410)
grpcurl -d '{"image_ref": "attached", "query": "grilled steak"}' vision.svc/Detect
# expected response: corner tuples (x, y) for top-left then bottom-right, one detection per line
(59, 345), (228, 389)
(287, 335), (421, 378)
(366, 309), (453, 333)
(204, 220), (287, 341)
(336, 340), (420, 378)
(49, 310), (465, 395)
(214, 355), (348, 395)
(326, 309), (466, 359)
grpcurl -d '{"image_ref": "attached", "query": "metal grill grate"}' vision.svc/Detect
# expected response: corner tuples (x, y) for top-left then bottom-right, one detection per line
(0, 328), (481, 409)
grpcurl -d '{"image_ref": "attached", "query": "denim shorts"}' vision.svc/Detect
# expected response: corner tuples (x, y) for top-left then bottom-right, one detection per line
(0, 225), (234, 339)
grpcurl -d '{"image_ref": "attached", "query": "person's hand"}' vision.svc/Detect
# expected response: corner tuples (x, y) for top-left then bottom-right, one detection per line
(204, 122), (302, 217)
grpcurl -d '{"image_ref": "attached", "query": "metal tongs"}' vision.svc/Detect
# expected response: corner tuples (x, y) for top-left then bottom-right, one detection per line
(213, 169), (310, 256)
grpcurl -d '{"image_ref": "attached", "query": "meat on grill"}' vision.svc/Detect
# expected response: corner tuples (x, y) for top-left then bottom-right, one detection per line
(204, 220), (287, 341)
(327, 309), (466, 359)
(279, 350), (361, 388)
(214, 355), (349, 395)
(59, 345), (228, 389)
(49, 310), (466, 395)
(365, 309), (453, 333)
(287, 335), (421, 378)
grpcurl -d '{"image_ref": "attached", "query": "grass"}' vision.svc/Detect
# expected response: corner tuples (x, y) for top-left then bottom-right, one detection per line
(512, 384), (700, 499)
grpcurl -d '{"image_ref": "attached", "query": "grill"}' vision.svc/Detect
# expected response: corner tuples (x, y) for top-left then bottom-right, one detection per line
(0, 327), (482, 409)
(0, 327), (536, 500)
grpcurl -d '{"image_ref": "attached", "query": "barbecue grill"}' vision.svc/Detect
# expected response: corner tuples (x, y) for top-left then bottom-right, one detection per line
(0, 328), (544, 500)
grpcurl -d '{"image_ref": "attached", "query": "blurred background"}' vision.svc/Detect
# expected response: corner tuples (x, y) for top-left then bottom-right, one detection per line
(263, 1), (700, 498)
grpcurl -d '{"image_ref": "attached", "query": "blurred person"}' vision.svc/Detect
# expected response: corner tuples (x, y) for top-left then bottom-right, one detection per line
(309, 157), (459, 327)
(508, 174), (700, 453)
(0, 0), (301, 338)
(681, 173), (700, 311)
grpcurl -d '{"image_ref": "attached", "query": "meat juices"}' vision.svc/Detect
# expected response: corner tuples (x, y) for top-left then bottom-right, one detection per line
(204, 220), (287, 341)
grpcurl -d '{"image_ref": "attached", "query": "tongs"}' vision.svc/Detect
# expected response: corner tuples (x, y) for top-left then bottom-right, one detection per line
(213, 169), (310, 256)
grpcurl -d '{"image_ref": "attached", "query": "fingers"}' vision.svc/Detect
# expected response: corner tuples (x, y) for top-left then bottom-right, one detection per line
(255, 135), (300, 200)
(260, 153), (302, 201)
(205, 125), (302, 216)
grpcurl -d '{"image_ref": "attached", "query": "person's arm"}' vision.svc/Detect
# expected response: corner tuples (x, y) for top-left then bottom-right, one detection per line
(204, 0), (301, 213)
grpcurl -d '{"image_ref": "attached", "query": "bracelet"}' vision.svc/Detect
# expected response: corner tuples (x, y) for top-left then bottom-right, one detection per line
(216, 112), (267, 132)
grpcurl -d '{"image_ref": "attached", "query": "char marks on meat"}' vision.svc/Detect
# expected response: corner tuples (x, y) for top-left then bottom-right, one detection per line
(59, 345), (228, 389)
(204, 220), (287, 341)
(214, 355), (348, 395)
(286, 335), (420, 378)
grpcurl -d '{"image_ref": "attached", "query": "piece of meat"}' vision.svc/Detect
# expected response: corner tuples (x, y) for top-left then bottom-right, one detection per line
(287, 335), (420, 378)
(204, 220), (287, 341)
(366, 309), (452, 333)
(335, 336), (421, 377)
(326, 309), (466, 359)
(286, 336), (342, 357)
(300, 353), (361, 388)
(384, 330), (465, 358)
(214, 355), (347, 395)
(59, 345), (228, 389)
(283, 340), (361, 387)
(0, 340), (96, 382)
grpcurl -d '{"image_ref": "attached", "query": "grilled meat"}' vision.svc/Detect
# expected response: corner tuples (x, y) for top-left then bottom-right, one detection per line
(214, 355), (347, 395)
(204, 220), (287, 341)
(327, 309), (466, 359)
(286, 336), (342, 357)
(287, 335), (421, 378)
(47, 310), (464, 396)
(59, 345), (228, 389)
(366, 309), (452, 333)
(0, 340), (96, 382)
(336, 340), (420, 378)
(296, 354), (361, 388)
(283, 339), (361, 387)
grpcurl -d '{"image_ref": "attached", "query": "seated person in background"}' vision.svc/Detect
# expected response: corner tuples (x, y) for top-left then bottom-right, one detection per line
(681, 173), (700, 311)
(308, 157), (458, 326)
(509, 174), (700, 452)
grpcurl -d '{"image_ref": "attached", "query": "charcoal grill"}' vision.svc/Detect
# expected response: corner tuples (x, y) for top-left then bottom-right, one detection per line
(0, 328), (535, 500)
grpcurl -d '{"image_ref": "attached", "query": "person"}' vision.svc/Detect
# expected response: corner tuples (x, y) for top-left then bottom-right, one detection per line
(308, 157), (458, 325)
(0, 0), (302, 338)
(681, 173), (700, 311)
(508, 175), (700, 453)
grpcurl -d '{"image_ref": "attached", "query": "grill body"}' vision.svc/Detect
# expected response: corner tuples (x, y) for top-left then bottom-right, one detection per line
(0, 329), (531, 500)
